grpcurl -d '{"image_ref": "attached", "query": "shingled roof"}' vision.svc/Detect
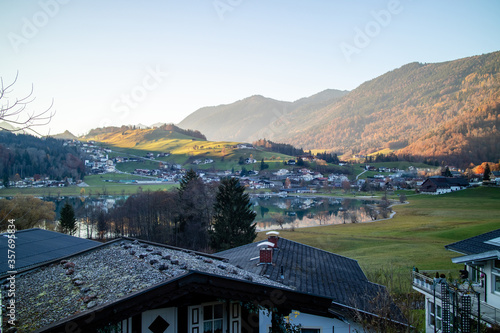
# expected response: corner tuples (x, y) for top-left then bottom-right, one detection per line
(0, 228), (100, 277)
(217, 237), (398, 318)
(445, 228), (500, 255)
(8, 237), (298, 332)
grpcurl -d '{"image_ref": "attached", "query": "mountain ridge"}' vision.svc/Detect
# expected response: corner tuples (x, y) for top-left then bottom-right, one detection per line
(179, 51), (500, 166)
(178, 89), (349, 142)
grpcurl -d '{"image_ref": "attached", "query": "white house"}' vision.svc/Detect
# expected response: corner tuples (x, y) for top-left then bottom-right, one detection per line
(412, 228), (500, 331)
(274, 169), (289, 176)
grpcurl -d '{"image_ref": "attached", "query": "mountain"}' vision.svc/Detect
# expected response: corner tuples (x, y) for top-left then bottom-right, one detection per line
(178, 89), (348, 142)
(280, 51), (500, 166)
(49, 130), (78, 140)
(0, 121), (23, 133)
(179, 51), (500, 166)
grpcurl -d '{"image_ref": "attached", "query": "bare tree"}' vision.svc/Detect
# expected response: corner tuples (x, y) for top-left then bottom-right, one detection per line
(0, 73), (55, 135)
(350, 212), (359, 224)
(271, 212), (285, 229)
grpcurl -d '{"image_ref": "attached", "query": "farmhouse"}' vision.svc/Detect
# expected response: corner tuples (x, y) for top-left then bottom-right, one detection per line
(412, 228), (500, 331)
(419, 176), (469, 194)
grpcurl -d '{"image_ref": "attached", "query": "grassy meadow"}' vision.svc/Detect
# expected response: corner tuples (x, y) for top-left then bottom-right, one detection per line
(256, 187), (500, 281)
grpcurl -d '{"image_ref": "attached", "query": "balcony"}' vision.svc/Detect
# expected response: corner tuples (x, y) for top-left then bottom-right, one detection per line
(412, 271), (500, 326)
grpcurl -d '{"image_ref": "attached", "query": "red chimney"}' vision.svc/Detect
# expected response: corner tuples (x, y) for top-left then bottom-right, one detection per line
(257, 241), (275, 264)
(266, 231), (279, 248)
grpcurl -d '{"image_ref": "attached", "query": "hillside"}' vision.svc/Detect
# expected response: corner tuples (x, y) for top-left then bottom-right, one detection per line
(83, 124), (207, 151)
(280, 51), (500, 166)
(178, 51), (500, 167)
(82, 124), (298, 170)
(49, 130), (78, 140)
(178, 89), (348, 142)
(0, 131), (85, 182)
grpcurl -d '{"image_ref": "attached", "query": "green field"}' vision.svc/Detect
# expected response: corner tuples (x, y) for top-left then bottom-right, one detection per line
(0, 174), (177, 197)
(257, 187), (500, 280)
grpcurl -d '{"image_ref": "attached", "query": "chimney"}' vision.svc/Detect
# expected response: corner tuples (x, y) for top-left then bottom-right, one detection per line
(266, 231), (279, 248)
(257, 241), (275, 264)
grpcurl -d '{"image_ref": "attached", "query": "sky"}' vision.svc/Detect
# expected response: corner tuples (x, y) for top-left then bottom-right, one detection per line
(1, 0), (499, 136)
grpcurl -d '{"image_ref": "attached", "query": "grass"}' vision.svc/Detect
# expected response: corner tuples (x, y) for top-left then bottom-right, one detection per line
(256, 187), (500, 277)
(0, 174), (178, 197)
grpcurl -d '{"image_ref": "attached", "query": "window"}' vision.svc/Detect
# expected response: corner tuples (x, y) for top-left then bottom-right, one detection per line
(494, 273), (500, 293)
(203, 304), (223, 333)
(428, 301), (442, 330)
(301, 329), (321, 333)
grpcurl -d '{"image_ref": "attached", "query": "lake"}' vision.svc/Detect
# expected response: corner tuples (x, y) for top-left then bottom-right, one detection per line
(251, 195), (378, 231)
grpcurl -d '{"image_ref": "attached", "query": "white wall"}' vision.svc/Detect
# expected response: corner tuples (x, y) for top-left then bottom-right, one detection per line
(142, 307), (177, 333)
(259, 310), (359, 333)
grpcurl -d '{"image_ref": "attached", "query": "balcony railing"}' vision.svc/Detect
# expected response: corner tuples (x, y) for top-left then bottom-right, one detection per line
(412, 271), (500, 325)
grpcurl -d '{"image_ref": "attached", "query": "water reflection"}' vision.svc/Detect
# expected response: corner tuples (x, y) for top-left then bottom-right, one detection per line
(251, 196), (376, 231)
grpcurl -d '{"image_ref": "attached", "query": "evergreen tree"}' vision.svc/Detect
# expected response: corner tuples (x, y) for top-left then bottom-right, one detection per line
(59, 201), (77, 235)
(260, 158), (269, 170)
(441, 166), (452, 177)
(210, 177), (256, 251)
(483, 163), (491, 181)
(176, 169), (213, 250)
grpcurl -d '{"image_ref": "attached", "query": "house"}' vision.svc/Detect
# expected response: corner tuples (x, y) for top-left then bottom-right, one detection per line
(274, 169), (289, 176)
(236, 143), (253, 149)
(412, 228), (500, 331)
(419, 176), (469, 194)
(492, 171), (500, 185)
(219, 233), (405, 332)
(2, 231), (405, 332)
(3, 236), (337, 332)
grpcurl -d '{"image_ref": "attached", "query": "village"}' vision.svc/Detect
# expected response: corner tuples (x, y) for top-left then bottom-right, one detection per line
(3, 138), (498, 196)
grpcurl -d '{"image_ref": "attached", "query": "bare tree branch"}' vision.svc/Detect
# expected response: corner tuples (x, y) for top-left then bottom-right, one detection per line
(0, 72), (55, 135)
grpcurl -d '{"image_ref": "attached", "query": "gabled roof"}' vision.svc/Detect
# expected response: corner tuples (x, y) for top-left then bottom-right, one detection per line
(217, 237), (397, 317)
(11, 238), (296, 332)
(445, 228), (500, 255)
(0, 228), (100, 276)
(424, 176), (469, 188)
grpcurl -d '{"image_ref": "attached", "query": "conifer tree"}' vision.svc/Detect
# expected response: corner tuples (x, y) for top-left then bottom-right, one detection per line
(210, 177), (256, 251)
(59, 201), (77, 235)
(483, 163), (491, 182)
(179, 169), (199, 194)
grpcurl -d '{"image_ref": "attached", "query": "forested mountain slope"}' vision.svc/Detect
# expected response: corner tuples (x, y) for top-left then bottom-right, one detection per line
(279, 51), (500, 166)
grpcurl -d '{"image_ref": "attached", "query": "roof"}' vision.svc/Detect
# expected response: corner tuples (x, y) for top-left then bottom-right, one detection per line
(10, 238), (294, 332)
(0, 228), (100, 276)
(445, 228), (500, 255)
(424, 176), (469, 188)
(451, 250), (500, 264)
(217, 237), (397, 317)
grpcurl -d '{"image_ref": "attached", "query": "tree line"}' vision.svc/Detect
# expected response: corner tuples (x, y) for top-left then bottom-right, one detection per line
(253, 138), (305, 156)
(80, 171), (256, 252)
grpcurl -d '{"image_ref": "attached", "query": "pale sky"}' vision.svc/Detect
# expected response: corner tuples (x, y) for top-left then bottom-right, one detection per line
(1, 0), (499, 136)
